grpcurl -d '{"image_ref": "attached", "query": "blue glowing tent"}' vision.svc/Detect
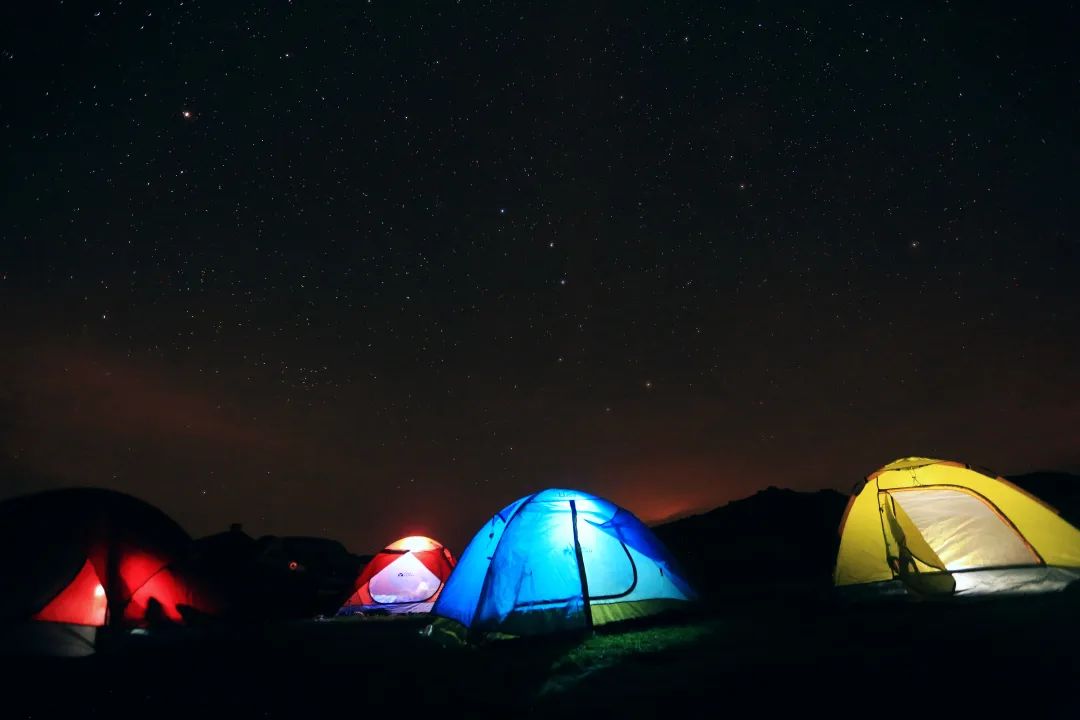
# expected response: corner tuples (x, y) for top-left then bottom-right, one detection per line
(432, 488), (695, 636)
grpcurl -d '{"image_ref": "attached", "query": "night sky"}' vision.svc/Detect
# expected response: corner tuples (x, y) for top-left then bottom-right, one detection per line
(2, 2), (1078, 554)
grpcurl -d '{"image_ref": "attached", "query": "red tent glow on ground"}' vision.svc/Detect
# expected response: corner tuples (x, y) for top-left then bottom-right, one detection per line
(338, 536), (455, 615)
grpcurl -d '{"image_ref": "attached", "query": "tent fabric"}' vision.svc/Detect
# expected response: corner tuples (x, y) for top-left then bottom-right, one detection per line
(835, 457), (1080, 598)
(32, 559), (107, 626)
(432, 488), (695, 637)
(0, 488), (218, 635)
(337, 536), (455, 615)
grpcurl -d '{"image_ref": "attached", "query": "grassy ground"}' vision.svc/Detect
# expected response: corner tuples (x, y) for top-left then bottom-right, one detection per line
(5, 590), (1079, 718)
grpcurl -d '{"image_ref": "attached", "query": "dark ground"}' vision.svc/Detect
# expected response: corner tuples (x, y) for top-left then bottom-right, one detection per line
(6, 587), (1079, 718)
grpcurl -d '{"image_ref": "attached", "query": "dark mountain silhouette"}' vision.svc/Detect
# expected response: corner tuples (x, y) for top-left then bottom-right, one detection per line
(191, 524), (370, 620)
(653, 486), (849, 599)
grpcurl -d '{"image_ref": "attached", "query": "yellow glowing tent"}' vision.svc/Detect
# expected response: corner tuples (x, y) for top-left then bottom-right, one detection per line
(834, 457), (1080, 598)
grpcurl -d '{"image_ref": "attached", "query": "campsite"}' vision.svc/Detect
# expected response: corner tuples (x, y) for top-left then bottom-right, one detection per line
(2, 459), (1079, 717)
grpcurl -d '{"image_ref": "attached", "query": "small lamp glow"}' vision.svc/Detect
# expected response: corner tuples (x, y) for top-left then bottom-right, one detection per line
(390, 536), (437, 552)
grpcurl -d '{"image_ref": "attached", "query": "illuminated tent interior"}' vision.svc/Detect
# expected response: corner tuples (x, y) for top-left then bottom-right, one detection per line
(0, 488), (218, 655)
(432, 488), (696, 637)
(834, 457), (1080, 598)
(338, 535), (456, 615)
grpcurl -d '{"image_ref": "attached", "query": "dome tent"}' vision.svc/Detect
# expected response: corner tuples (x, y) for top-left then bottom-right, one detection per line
(0, 488), (218, 655)
(834, 457), (1080, 599)
(338, 535), (455, 615)
(432, 489), (695, 637)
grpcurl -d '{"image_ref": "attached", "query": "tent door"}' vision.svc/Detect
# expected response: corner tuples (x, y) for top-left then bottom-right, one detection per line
(880, 487), (1042, 595)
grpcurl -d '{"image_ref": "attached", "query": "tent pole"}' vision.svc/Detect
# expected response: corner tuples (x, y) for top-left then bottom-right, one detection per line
(569, 500), (593, 632)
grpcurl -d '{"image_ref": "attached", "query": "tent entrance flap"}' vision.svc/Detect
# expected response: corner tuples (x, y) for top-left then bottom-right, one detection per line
(879, 486), (1046, 596)
(337, 536), (456, 615)
(889, 488), (1041, 571)
(369, 553), (442, 604)
(880, 493), (956, 596)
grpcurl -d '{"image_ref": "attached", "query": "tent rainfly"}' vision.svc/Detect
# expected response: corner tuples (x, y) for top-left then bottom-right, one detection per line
(432, 488), (695, 637)
(834, 457), (1080, 598)
(338, 536), (455, 615)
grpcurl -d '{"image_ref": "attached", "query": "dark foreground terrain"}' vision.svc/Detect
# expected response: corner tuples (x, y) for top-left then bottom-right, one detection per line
(6, 587), (1079, 719)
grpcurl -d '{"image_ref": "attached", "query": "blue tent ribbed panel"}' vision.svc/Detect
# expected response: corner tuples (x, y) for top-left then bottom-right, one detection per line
(432, 494), (531, 627)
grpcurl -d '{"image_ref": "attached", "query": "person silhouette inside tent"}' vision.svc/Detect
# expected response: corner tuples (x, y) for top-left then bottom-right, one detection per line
(143, 596), (170, 627)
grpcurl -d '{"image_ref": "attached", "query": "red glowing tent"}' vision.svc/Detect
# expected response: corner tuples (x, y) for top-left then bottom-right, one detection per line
(338, 536), (455, 615)
(0, 488), (218, 654)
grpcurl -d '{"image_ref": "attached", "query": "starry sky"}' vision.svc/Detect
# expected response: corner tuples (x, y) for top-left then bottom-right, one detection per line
(2, 2), (1078, 554)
